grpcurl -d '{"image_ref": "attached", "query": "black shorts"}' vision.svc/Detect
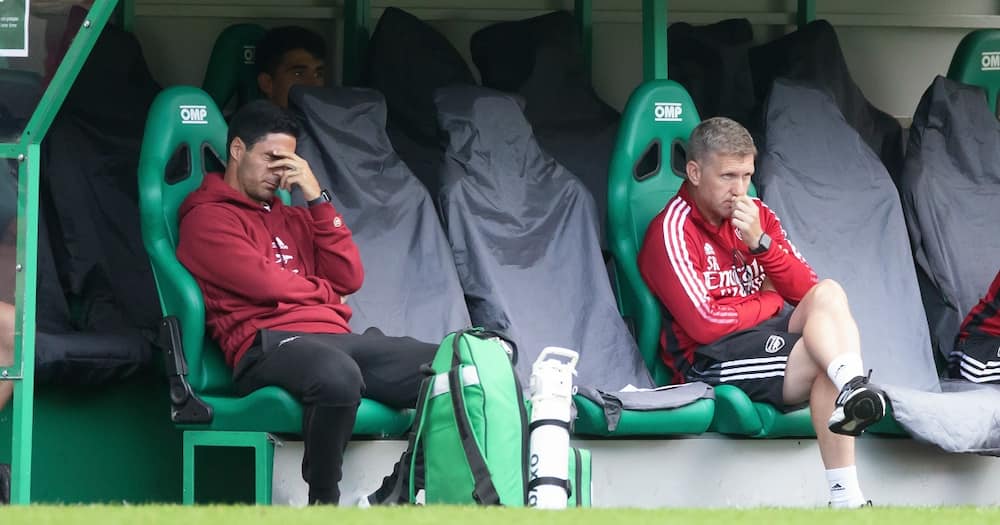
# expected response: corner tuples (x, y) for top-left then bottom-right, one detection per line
(684, 312), (804, 412)
(947, 335), (1000, 383)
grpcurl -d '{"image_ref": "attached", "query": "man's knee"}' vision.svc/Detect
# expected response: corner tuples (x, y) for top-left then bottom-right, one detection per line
(806, 279), (849, 310)
(301, 353), (365, 407)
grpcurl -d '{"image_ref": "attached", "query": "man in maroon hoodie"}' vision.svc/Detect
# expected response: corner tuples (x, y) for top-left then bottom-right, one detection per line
(176, 100), (437, 505)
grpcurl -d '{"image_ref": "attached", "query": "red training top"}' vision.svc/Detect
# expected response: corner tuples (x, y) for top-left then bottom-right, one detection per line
(638, 183), (818, 382)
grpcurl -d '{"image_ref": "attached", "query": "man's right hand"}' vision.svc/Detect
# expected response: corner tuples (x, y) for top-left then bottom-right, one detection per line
(267, 149), (323, 202)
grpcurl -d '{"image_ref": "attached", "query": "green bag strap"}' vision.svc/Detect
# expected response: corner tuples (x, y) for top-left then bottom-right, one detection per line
(449, 332), (502, 505)
(401, 373), (434, 502)
(573, 448), (583, 507)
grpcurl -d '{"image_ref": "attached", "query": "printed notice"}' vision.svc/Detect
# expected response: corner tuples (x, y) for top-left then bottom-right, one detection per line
(0, 0), (28, 58)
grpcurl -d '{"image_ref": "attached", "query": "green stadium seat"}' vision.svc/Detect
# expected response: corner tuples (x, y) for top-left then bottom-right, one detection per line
(947, 29), (1000, 115)
(202, 24), (266, 111)
(605, 79), (812, 438)
(138, 86), (412, 504)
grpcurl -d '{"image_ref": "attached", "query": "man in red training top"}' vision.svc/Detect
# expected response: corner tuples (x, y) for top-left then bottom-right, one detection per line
(948, 269), (1000, 383)
(638, 117), (886, 508)
(176, 101), (436, 505)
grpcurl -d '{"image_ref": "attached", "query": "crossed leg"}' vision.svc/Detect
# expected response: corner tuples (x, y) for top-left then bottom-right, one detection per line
(779, 279), (863, 468)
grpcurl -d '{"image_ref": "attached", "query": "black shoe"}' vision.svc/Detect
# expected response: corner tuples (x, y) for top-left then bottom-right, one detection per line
(828, 372), (886, 436)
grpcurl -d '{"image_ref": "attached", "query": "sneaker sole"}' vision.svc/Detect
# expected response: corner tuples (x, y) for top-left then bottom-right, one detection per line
(828, 390), (885, 437)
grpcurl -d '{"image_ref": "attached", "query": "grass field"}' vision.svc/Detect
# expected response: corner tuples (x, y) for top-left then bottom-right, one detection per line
(1, 506), (999, 525)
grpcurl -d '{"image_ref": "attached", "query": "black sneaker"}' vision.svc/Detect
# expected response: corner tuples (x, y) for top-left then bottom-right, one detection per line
(828, 372), (886, 436)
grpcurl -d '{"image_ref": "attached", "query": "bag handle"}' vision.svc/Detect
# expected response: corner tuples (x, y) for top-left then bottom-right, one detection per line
(451, 327), (518, 366)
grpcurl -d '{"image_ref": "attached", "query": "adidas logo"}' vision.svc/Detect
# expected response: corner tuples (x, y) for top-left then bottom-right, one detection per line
(831, 483), (845, 492)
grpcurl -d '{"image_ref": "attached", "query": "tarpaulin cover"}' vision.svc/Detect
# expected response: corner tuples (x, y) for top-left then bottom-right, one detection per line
(749, 20), (903, 182)
(758, 79), (1000, 454)
(900, 75), (1000, 360)
(289, 85), (470, 344)
(472, 10), (619, 244)
(667, 18), (756, 125)
(435, 85), (651, 390)
(364, 7), (475, 193)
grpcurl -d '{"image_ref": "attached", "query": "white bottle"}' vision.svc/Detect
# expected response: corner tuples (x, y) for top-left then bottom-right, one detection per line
(527, 346), (579, 509)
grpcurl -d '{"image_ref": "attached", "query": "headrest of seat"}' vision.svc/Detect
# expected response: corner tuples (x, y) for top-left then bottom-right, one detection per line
(947, 29), (1000, 113)
(202, 23), (267, 111)
(612, 80), (699, 183)
(607, 81), (701, 247)
(139, 86), (227, 246)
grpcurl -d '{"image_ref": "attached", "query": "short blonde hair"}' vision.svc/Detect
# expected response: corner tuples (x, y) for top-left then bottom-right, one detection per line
(687, 117), (757, 163)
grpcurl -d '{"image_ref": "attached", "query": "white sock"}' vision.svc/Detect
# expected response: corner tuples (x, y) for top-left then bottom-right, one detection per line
(826, 465), (866, 508)
(826, 354), (864, 391)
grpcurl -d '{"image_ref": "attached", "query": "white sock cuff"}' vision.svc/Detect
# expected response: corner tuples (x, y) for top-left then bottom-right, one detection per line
(827, 354), (864, 391)
(826, 465), (865, 508)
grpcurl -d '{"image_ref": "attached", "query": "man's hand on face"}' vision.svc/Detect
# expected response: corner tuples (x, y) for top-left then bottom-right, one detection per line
(268, 149), (322, 202)
(730, 195), (764, 250)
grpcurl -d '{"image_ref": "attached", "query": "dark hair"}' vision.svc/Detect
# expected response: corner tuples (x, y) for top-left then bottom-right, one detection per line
(256, 26), (327, 76)
(227, 100), (300, 151)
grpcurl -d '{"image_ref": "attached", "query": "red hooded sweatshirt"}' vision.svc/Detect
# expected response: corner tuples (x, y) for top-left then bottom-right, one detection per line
(176, 173), (364, 367)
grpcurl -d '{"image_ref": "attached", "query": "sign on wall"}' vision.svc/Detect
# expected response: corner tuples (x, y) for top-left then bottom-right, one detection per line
(0, 0), (28, 58)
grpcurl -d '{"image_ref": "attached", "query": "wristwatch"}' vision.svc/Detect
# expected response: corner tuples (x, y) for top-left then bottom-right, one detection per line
(750, 232), (771, 255)
(307, 189), (331, 207)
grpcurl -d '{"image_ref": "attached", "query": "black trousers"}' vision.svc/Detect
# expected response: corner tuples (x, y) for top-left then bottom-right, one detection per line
(233, 327), (437, 504)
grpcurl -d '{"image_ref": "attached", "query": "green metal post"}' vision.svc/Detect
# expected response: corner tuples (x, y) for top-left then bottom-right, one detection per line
(4, 0), (120, 505)
(22, 0), (119, 145)
(797, 0), (816, 28)
(642, 0), (668, 82)
(9, 144), (40, 505)
(574, 0), (592, 81)
(342, 0), (371, 86)
(117, 0), (135, 33)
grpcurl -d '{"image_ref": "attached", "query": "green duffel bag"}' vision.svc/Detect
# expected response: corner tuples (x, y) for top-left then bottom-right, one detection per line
(407, 328), (529, 505)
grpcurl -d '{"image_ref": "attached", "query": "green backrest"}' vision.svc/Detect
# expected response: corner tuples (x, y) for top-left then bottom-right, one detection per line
(202, 23), (266, 111)
(138, 86), (232, 395)
(608, 80), (701, 386)
(947, 29), (1000, 115)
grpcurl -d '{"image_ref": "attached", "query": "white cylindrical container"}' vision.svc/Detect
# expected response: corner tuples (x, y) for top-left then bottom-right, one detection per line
(527, 346), (579, 510)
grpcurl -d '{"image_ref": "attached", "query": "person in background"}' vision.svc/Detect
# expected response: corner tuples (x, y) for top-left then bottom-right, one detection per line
(948, 269), (1000, 383)
(256, 26), (326, 109)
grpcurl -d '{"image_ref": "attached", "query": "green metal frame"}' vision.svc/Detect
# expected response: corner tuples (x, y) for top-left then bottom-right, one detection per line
(798, 0), (816, 28)
(116, 0), (135, 33)
(342, 0), (371, 86)
(0, 0), (120, 505)
(575, 0), (593, 80)
(183, 431), (275, 505)
(642, 0), (668, 81)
